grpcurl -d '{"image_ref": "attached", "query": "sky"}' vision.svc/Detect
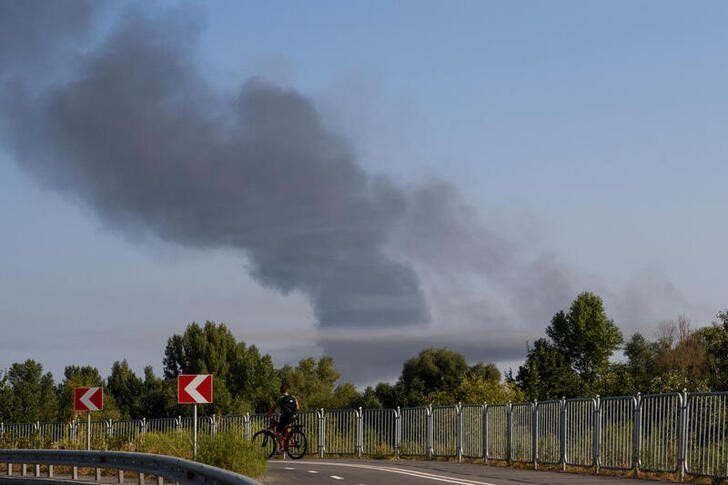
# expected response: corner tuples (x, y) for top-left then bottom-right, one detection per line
(1, 1), (726, 387)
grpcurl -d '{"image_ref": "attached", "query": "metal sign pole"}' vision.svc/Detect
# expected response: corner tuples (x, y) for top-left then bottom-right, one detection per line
(193, 404), (198, 460)
(86, 411), (91, 450)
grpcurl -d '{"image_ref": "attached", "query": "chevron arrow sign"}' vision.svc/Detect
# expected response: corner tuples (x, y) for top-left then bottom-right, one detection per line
(178, 374), (213, 404)
(74, 387), (103, 411)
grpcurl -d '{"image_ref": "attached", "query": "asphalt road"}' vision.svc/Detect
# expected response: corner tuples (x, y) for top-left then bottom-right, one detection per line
(261, 459), (664, 485)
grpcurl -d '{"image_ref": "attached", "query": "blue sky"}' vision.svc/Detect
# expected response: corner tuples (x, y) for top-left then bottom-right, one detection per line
(1, 1), (726, 386)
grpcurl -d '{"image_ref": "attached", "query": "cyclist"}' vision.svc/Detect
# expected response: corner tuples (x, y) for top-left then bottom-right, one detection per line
(267, 384), (300, 451)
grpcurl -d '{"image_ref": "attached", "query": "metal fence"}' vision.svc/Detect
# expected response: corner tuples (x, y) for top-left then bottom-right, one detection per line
(3, 391), (728, 481)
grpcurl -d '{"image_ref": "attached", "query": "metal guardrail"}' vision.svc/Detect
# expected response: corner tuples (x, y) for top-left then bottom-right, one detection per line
(0, 449), (261, 484)
(3, 390), (728, 482)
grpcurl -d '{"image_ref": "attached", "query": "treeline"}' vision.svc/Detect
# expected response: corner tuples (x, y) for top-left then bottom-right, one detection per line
(1, 292), (727, 424)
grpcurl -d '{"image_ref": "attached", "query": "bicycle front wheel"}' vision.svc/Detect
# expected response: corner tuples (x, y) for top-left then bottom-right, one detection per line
(252, 430), (277, 458)
(285, 429), (307, 459)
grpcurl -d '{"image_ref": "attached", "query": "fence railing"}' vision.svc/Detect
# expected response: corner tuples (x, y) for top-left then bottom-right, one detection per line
(2, 391), (727, 481)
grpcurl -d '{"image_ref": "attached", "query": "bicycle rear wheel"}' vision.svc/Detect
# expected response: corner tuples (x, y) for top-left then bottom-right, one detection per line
(285, 429), (307, 459)
(252, 430), (277, 458)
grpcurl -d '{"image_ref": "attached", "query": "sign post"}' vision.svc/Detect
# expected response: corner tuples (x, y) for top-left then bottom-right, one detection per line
(74, 387), (103, 450)
(177, 374), (213, 460)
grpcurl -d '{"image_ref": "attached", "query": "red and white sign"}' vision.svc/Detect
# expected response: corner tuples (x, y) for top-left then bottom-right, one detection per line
(178, 374), (213, 404)
(74, 387), (103, 412)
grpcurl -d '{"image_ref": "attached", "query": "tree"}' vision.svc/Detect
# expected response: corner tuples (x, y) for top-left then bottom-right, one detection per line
(399, 348), (469, 406)
(106, 360), (144, 419)
(227, 343), (279, 413)
(138, 366), (175, 418)
(516, 338), (582, 400)
(163, 321), (238, 378)
(649, 316), (708, 392)
(546, 292), (623, 388)
(58, 365), (120, 421)
(163, 321), (279, 415)
(1, 360), (58, 423)
(278, 357), (341, 410)
(696, 309), (728, 391)
(517, 292), (622, 399)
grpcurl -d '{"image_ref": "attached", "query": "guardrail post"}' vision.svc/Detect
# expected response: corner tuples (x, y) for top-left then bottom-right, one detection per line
(356, 407), (363, 458)
(318, 408), (325, 458)
(678, 389), (688, 482)
(533, 400), (538, 470)
(395, 407), (401, 459)
(594, 396), (601, 475)
(634, 393), (641, 474)
(456, 403), (463, 463)
(426, 405), (434, 460)
(483, 402), (488, 465)
(560, 397), (566, 471)
(6, 463), (11, 476)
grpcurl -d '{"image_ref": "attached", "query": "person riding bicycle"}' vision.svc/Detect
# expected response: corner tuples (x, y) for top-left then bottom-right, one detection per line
(267, 384), (299, 451)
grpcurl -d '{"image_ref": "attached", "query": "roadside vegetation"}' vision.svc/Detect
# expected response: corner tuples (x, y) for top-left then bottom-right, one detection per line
(0, 293), (726, 423)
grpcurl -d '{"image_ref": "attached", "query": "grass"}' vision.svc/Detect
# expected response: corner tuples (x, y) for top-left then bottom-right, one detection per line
(0, 430), (267, 480)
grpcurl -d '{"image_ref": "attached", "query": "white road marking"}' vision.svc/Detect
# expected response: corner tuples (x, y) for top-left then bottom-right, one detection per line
(288, 461), (497, 485)
(330, 475), (344, 480)
(284, 467), (295, 470)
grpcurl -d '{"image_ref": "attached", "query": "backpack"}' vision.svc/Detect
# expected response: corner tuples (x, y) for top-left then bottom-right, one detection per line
(280, 394), (297, 415)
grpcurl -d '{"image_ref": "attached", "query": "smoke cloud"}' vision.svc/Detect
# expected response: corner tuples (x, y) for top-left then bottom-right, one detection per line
(1, 3), (689, 376)
(1, 6), (429, 329)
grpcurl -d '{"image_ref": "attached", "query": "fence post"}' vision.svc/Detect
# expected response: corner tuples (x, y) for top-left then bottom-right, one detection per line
(107, 419), (113, 439)
(176, 416), (182, 431)
(506, 402), (513, 464)
(356, 407), (363, 458)
(560, 397), (567, 471)
(426, 405), (434, 460)
(483, 402), (488, 465)
(211, 415), (217, 436)
(395, 407), (401, 459)
(678, 389), (688, 483)
(594, 396), (601, 475)
(244, 413), (250, 441)
(140, 417), (146, 436)
(456, 403), (463, 463)
(318, 408), (325, 458)
(532, 400), (538, 470)
(634, 393), (641, 474)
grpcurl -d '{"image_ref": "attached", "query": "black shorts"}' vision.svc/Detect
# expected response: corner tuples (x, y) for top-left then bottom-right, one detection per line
(276, 413), (294, 433)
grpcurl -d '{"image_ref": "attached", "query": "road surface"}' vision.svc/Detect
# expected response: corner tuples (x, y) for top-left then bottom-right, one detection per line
(261, 459), (663, 485)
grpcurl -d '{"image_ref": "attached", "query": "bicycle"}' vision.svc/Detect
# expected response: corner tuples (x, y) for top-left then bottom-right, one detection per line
(251, 416), (307, 459)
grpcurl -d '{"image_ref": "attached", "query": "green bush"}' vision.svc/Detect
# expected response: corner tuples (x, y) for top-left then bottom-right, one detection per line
(136, 430), (267, 479)
(198, 431), (267, 478)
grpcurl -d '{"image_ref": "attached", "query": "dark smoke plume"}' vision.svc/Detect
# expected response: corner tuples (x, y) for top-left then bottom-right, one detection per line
(0, 7), (429, 329)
